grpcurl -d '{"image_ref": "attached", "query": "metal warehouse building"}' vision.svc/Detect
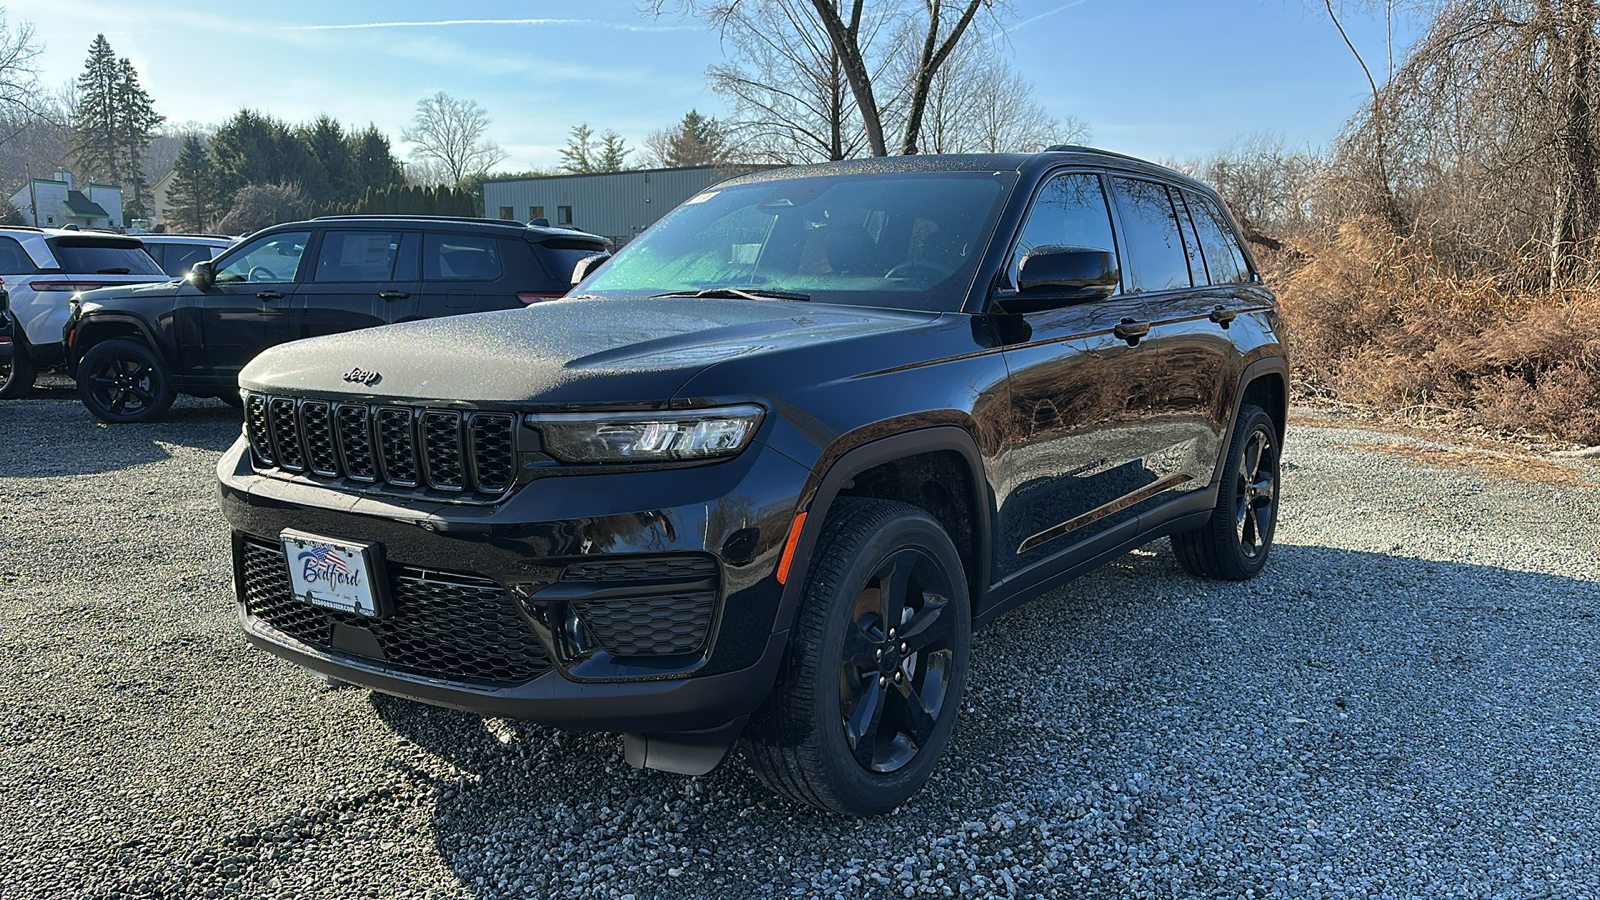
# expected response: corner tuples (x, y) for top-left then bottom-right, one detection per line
(482, 165), (764, 247)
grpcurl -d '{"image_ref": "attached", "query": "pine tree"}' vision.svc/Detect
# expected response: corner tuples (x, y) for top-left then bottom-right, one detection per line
(597, 131), (631, 172)
(560, 124), (596, 174)
(166, 134), (214, 233)
(112, 56), (163, 218)
(71, 36), (121, 188)
(70, 36), (164, 220)
(666, 110), (728, 167)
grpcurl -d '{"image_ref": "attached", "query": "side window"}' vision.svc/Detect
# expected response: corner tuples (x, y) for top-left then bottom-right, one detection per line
(1110, 177), (1192, 293)
(213, 231), (311, 284)
(1185, 192), (1249, 284)
(143, 244), (167, 271)
(164, 244), (215, 278)
(314, 230), (403, 283)
(1009, 172), (1118, 287)
(1174, 193), (1209, 285)
(424, 233), (503, 281)
(0, 237), (37, 274)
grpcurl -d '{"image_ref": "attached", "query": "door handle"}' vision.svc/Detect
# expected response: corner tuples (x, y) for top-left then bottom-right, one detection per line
(378, 290), (410, 301)
(1208, 305), (1238, 328)
(255, 290), (284, 301)
(1113, 318), (1151, 345)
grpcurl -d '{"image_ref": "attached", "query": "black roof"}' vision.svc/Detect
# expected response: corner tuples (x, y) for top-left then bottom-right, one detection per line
(715, 147), (1218, 198)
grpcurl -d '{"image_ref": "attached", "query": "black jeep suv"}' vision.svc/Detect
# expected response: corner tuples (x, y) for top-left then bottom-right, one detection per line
(218, 149), (1287, 815)
(61, 216), (609, 423)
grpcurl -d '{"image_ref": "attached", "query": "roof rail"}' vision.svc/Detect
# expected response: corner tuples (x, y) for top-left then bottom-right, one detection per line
(310, 214), (502, 225)
(1041, 145), (1148, 163)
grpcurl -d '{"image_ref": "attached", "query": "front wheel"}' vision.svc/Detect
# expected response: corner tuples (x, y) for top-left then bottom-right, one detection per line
(743, 498), (971, 815)
(76, 339), (176, 424)
(0, 344), (35, 399)
(1171, 403), (1281, 580)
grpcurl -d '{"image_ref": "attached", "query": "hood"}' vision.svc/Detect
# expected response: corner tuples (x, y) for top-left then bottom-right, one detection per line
(74, 279), (182, 306)
(239, 296), (939, 406)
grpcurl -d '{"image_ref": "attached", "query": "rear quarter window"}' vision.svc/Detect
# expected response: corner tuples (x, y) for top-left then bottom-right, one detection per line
(534, 242), (609, 285)
(424, 233), (503, 281)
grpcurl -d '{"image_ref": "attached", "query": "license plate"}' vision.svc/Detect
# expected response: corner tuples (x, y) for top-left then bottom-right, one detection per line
(281, 529), (384, 618)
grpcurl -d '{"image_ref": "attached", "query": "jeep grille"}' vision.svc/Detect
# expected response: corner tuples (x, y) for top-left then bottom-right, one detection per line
(244, 393), (517, 500)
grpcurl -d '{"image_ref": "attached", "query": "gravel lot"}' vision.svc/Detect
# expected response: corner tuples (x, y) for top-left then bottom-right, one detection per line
(2, 379), (1599, 900)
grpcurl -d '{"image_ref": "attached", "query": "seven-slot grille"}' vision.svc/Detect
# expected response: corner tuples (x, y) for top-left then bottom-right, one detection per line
(245, 393), (517, 498)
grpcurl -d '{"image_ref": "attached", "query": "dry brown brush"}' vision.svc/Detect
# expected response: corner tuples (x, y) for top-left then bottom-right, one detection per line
(1270, 217), (1600, 444)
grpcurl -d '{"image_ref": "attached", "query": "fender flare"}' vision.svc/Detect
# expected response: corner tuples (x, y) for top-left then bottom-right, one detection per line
(1209, 355), (1291, 486)
(68, 313), (169, 375)
(773, 425), (993, 630)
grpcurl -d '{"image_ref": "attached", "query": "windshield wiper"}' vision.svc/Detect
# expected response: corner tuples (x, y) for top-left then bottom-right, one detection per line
(649, 287), (811, 302)
(96, 267), (131, 274)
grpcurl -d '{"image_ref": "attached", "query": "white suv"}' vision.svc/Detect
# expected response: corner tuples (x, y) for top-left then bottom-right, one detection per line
(0, 227), (168, 398)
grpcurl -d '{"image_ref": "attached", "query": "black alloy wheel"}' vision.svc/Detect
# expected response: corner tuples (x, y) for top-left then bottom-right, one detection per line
(76, 338), (176, 424)
(838, 547), (958, 773)
(743, 498), (971, 816)
(1171, 403), (1281, 580)
(1234, 424), (1278, 561)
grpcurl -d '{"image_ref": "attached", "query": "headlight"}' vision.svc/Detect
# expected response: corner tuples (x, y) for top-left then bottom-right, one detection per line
(527, 405), (765, 463)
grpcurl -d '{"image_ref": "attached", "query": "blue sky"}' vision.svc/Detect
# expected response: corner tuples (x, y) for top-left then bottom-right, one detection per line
(20, 0), (1424, 170)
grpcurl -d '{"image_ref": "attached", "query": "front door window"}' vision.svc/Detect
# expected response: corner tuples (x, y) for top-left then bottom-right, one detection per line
(214, 232), (311, 285)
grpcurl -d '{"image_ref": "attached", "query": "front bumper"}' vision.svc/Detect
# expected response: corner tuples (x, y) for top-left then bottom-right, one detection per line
(218, 435), (810, 733)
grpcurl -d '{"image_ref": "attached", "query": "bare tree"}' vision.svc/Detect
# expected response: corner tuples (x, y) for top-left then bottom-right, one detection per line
(917, 37), (1088, 153)
(664, 0), (1008, 157)
(0, 9), (43, 117)
(705, 0), (901, 163)
(401, 92), (507, 185)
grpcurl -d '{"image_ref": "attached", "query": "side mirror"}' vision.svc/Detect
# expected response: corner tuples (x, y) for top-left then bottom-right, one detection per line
(189, 260), (216, 288)
(995, 246), (1119, 313)
(571, 252), (611, 286)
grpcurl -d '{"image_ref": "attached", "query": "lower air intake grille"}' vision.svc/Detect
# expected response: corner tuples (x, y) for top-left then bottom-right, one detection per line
(560, 555), (719, 657)
(238, 538), (550, 686)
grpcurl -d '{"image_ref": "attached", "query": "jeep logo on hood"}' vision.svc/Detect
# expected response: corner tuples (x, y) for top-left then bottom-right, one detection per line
(343, 367), (382, 387)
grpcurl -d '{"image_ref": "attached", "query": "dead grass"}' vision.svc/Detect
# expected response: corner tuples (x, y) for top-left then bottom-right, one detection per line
(1267, 218), (1600, 445)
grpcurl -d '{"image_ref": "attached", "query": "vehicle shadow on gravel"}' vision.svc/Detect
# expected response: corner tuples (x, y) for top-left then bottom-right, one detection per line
(0, 389), (241, 478)
(368, 541), (1600, 898)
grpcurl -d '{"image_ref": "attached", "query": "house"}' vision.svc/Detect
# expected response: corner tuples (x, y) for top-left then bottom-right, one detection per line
(481, 165), (767, 248)
(8, 171), (123, 229)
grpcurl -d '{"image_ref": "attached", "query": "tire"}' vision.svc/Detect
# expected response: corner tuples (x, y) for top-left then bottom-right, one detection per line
(0, 344), (35, 399)
(743, 498), (972, 815)
(1171, 403), (1281, 580)
(76, 338), (176, 424)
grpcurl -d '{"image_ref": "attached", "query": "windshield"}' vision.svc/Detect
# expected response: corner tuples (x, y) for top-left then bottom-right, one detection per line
(47, 239), (165, 276)
(578, 171), (1015, 311)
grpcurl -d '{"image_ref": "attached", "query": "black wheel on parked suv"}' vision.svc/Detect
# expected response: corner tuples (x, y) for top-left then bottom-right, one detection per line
(743, 498), (971, 816)
(76, 338), (176, 424)
(1172, 403), (1280, 580)
(0, 345), (35, 399)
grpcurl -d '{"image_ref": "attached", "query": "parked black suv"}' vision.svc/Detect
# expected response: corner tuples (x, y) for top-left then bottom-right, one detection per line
(218, 149), (1287, 815)
(61, 216), (609, 422)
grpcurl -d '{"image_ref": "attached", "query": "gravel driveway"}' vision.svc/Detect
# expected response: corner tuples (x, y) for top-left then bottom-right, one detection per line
(2, 383), (1598, 900)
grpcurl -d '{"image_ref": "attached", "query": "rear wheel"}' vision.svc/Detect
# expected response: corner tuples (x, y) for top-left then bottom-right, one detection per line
(1172, 403), (1280, 580)
(743, 498), (971, 815)
(76, 338), (176, 424)
(0, 344), (34, 399)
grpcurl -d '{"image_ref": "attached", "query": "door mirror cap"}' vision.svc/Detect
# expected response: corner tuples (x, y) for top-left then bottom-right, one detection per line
(188, 259), (215, 287)
(571, 252), (612, 286)
(995, 246), (1119, 313)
